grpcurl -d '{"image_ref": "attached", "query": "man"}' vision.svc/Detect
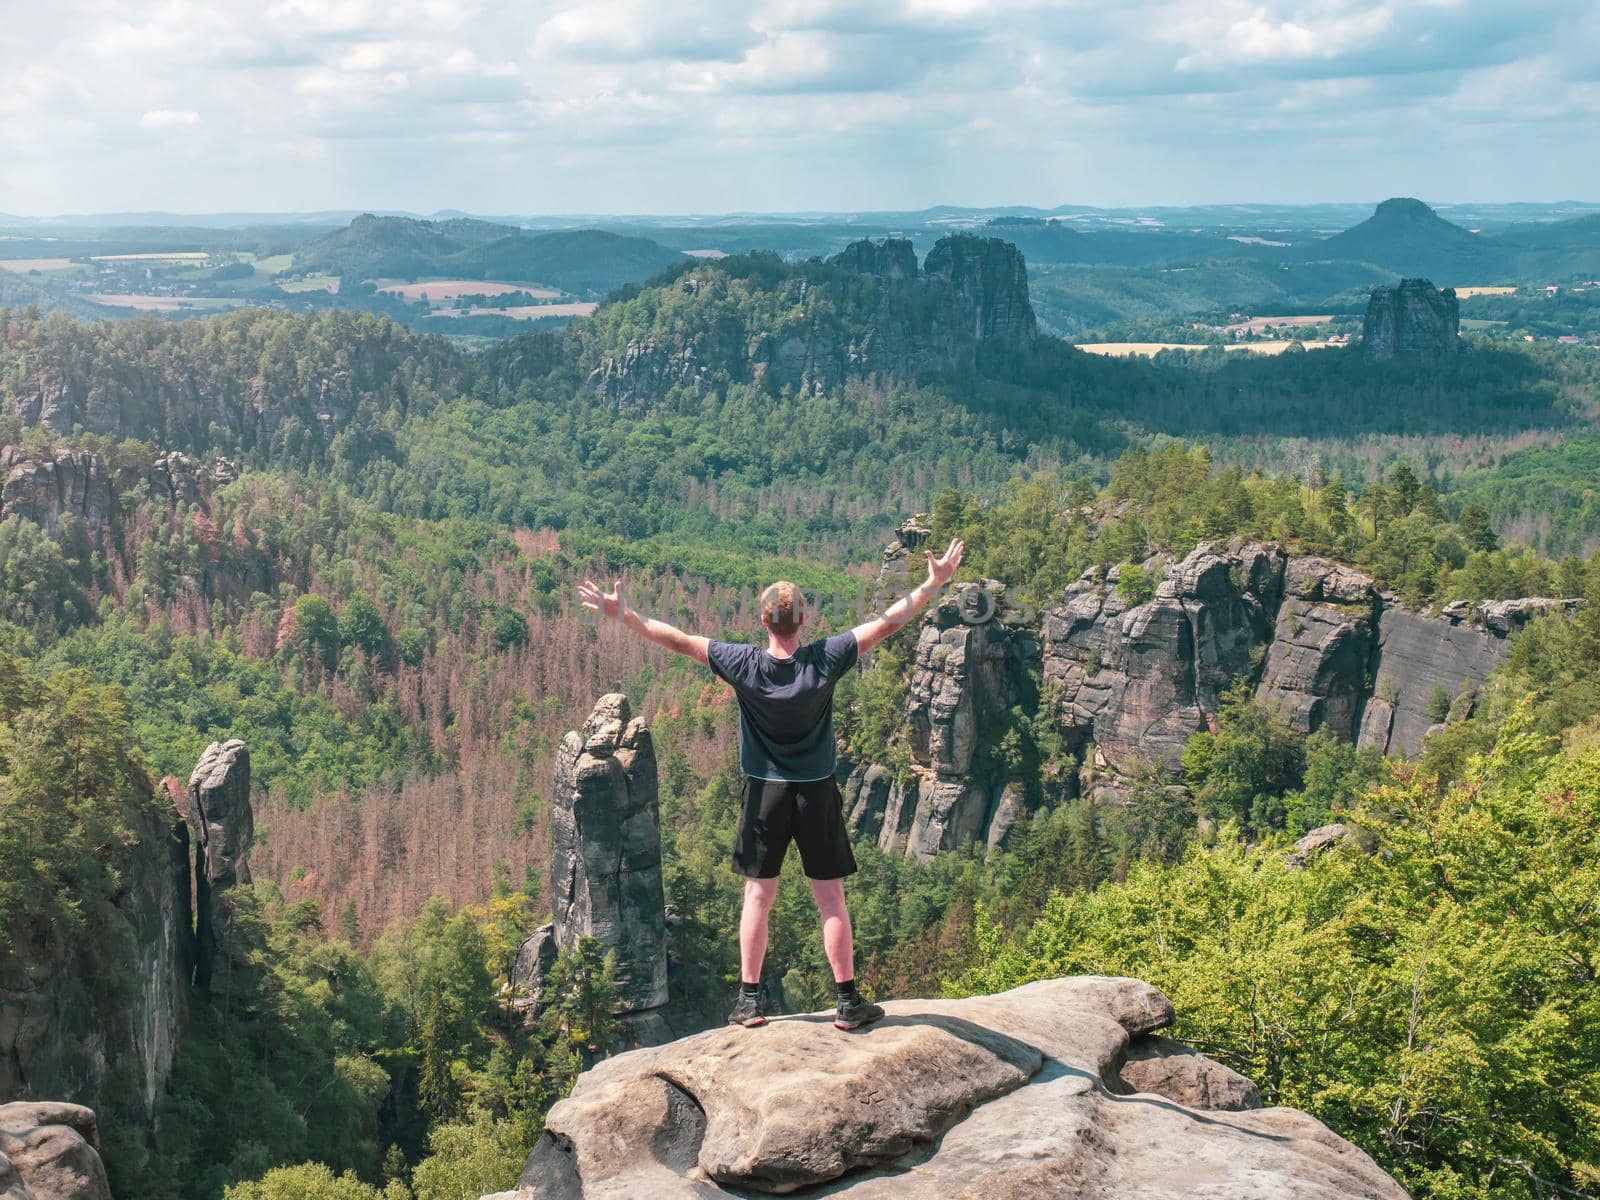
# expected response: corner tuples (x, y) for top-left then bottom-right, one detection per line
(578, 536), (964, 1031)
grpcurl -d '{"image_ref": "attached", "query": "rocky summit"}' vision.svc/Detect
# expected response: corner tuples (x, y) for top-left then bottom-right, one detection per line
(1361, 277), (1460, 360)
(484, 976), (1408, 1199)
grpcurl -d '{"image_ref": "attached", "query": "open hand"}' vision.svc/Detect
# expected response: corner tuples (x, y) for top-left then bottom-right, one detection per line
(578, 578), (626, 620)
(925, 538), (964, 588)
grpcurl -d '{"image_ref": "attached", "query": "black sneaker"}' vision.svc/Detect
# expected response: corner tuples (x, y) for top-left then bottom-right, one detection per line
(834, 994), (885, 1031)
(728, 992), (767, 1028)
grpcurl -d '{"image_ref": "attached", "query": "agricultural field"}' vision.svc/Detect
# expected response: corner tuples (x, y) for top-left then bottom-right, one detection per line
(376, 279), (561, 301)
(1456, 285), (1518, 297)
(432, 301), (597, 320)
(0, 258), (76, 272)
(1075, 339), (1339, 357)
(276, 274), (340, 293)
(90, 251), (209, 263)
(89, 293), (245, 312)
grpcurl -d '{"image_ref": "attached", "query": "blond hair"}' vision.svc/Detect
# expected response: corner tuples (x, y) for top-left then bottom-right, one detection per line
(759, 580), (804, 636)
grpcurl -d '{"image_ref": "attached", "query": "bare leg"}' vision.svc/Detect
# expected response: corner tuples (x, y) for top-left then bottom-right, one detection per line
(810, 877), (855, 983)
(739, 877), (779, 983)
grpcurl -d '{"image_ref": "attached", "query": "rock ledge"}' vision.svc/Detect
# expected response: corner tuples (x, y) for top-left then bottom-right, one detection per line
(485, 976), (1408, 1199)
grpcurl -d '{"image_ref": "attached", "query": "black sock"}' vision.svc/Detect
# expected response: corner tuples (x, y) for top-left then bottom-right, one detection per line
(835, 979), (858, 1003)
(740, 981), (760, 998)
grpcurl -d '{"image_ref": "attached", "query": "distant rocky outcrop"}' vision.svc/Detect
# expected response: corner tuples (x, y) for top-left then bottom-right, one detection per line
(0, 1103), (112, 1200)
(486, 976), (1407, 1199)
(0, 445), (220, 535)
(845, 538), (1571, 850)
(513, 695), (669, 1032)
(1362, 278), (1460, 360)
(584, 235), (1037, 409)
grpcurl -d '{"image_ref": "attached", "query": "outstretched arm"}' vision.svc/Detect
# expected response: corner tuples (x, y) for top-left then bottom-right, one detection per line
(851, 538), (964, 654)
(578, 578), (710, 667)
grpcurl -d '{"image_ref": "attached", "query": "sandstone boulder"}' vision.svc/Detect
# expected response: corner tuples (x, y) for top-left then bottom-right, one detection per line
(488, 977), (1406, 1200)
(1116, 1035), (1261, 1111)
(0, 1103), (111, 1200)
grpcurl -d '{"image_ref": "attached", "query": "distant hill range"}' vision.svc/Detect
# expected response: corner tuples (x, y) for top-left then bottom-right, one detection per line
(293, 214), (686, 296)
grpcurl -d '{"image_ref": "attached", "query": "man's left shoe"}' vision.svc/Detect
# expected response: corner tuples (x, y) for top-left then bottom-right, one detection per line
(728, 992), (768, 1028)
(834, 994), (885, 1031)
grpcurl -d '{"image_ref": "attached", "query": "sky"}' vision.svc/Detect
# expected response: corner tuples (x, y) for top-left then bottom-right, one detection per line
(2, 0), (1598, 216)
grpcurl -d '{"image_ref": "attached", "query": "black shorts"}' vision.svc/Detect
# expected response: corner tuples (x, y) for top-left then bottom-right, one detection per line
(732, 776), (857, 880)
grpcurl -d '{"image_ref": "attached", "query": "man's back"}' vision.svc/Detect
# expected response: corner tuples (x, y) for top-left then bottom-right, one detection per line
(707, 632), (858, 782)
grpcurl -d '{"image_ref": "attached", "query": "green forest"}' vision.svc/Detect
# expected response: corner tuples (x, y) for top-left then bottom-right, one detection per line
(3, 244), (1600, 1200)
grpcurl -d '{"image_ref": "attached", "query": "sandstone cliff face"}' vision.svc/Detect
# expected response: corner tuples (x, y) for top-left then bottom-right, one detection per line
(487, 976), (1407, 1200)
(528, 695), (669, 1015)
(843, 581), (1040, 861)
(0, 774), (190, 1135)
(585, 235), (1037, 410)
(0, 446), (217, 535)
(1362, 277), (1460, 360)
(848, 539), (1565, 853)
(2, 741), (256, 1184)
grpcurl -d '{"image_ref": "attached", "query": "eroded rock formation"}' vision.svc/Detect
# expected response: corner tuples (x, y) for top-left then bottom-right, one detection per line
(844, 581), (1040, 860)
(585, 235), (1037, 409)
(486, 976), (1407, 1199)
(1362, 277), (1459, 360)
(0, 446), (219, 535)
(183, 740), (254, 1000)
(0, 1103), (112, 1200)
(848, 538), (1569, 853)
(516, 695), (668, 1018)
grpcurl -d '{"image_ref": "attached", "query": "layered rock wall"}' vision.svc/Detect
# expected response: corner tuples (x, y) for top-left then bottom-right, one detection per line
(1362, 277), (1460, 360)
(843, 581), (1040, 860)
(849, 538), (1569, 854)
(0, 446), (218, 535)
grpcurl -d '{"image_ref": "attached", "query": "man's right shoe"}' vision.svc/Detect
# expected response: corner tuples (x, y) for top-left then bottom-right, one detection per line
(834, 994), (885, 1031)
(728, 992), (767, 1028)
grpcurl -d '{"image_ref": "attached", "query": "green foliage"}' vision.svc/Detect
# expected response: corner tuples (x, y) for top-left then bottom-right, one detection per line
(223, 1162), (408, 1200)
(1115, 562), (1155, 606)
(959, 712), (1600, 1198)
(408, 1111), (531, 1200)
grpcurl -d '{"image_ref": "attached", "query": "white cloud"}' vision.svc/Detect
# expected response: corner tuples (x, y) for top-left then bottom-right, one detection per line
(0, 0), (1594, 213)
(140, 109), (201, 127)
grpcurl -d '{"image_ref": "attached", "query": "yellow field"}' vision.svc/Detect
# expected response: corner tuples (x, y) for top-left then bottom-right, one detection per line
(249, 253), (295, 274)
(1455, 286), (1517, 298)
(90, 294), (242, 311)
(378, 279), (561, 301)
(433, 302), (597, 320)
(277, 274), (341, 294)
(91, 252), (208, 262)
(1076, 340), (1339, 358)
(0, 258), (74, 272)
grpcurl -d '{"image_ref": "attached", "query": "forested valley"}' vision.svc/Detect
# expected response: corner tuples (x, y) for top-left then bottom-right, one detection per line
(3, 245), (1599, 1200)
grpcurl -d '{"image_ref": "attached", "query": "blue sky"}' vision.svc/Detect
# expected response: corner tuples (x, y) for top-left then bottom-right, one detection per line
(2, 0), (1597, 215)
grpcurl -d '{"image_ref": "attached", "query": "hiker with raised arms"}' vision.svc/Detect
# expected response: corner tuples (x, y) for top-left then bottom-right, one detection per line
(579, 537), (964, 1030)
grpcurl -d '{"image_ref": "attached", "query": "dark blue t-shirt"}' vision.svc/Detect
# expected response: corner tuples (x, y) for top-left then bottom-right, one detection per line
(707, 632), (859, 781)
